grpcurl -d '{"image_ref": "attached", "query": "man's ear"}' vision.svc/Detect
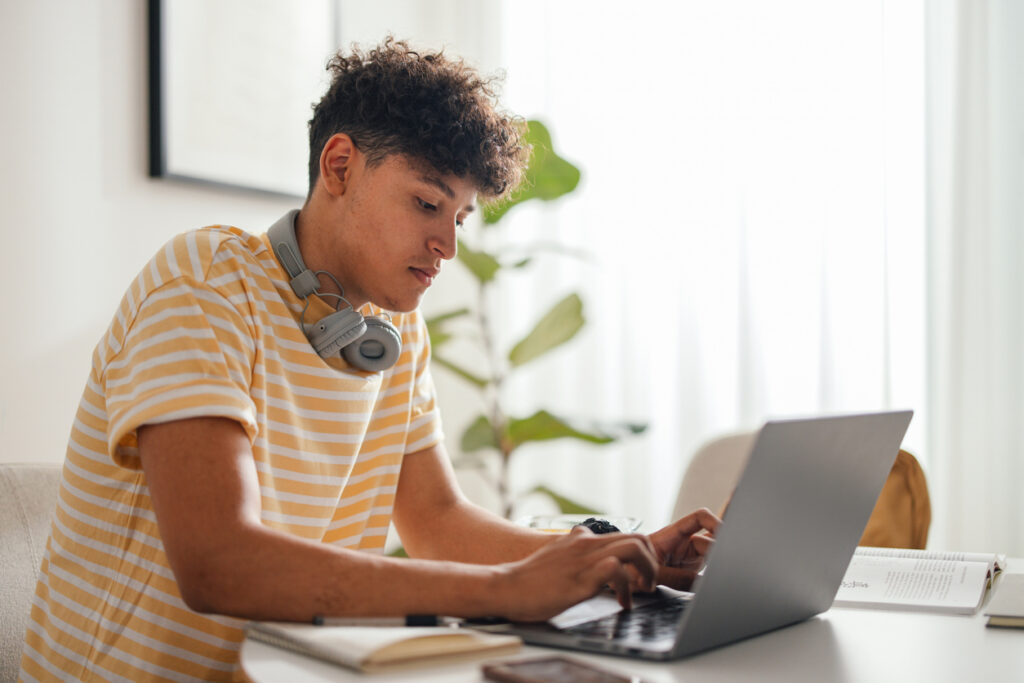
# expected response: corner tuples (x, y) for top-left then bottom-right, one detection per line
(319, 133), (359, 197)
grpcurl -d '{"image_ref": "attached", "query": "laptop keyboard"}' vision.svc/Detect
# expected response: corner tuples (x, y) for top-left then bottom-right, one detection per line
(563, 596), (689, 642)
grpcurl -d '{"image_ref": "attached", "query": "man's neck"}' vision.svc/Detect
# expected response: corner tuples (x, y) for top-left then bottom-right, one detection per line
(292, 205), (356, 310)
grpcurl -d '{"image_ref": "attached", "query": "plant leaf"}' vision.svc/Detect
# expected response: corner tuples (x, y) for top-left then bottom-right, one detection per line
(432, 355), (489, 389)
(508, 293), (584, 367)
(429, 331), (453, 348)
(424, 308), (472, 326)
(596, 420), (649, 437)
(483, 120), (582, 224)
(506, 410), (614, 448)
(528, 485), (600, 515)
(425, 308), (471, 349)
(572, 419), (648, 440)
(456, 239), (501, 283)
(507, 410), (648, 449)
(461, 414), (500, 453)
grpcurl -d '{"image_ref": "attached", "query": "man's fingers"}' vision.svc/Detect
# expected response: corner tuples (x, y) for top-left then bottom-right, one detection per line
(672, 507), (722, 537)
(582, 556), (634, 610)
(508, 529), (663, 621)
(587, 537), (658, 590)
(571, 534), (659, 598)
(647, 508), (721, 565)
(656, 565), (704, 591)
(691, 534), (714, 556)
(557, 530), (658, 576)
(623, 564), (657, 594)
(665, 533), (714, 567)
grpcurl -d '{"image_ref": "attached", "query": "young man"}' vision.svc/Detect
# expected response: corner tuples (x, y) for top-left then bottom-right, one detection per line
(21, 39), (718, 681)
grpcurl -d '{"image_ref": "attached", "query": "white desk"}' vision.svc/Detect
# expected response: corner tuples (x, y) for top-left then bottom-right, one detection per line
(241, 566), (1024, 682)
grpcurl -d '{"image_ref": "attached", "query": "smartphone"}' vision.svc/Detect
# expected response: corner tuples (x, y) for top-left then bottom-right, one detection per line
(482, 655), (641, 683)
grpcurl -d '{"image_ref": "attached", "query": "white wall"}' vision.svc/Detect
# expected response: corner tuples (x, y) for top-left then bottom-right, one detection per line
(0, 1), (297, 465)
(0, 0), (488, 499)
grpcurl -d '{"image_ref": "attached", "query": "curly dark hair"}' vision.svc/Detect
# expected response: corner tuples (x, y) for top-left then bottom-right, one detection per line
(307, 37), (528, 199)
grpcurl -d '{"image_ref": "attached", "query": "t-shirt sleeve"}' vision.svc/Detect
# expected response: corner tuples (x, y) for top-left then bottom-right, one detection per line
(103, 277), (258, 468)
(403, 312), (444, 454)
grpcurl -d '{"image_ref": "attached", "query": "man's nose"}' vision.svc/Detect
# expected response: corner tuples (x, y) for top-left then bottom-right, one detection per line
(428, 222), (458, 260)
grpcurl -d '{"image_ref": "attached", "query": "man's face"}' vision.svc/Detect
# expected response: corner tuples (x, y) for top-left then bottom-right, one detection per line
(324, 153), (477, 313)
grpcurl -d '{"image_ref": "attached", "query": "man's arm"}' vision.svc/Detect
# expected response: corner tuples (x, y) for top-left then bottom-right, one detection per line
(391, 442), (558, 564)
(393, 443), (722, 592)
(138, 416), (658, 623)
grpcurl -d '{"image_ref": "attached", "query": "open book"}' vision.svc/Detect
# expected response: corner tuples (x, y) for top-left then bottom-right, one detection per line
(246, 622), (521, 673)
(833, 546), (1005, 615)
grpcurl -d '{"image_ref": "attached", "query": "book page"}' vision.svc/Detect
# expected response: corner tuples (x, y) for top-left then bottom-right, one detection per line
(855, 546), (1003, 571)
(834, 556), (990, 613)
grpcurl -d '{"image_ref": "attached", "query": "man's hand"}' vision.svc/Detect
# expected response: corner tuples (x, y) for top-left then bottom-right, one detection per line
(494, 526), (659, 622)
(645, 507), (721, 591)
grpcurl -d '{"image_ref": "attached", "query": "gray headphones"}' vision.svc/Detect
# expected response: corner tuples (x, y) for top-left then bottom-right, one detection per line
(267, 210), (402, 372)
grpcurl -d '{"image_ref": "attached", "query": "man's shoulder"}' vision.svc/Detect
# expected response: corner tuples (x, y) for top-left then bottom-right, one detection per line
(162, 224), (269, 273)
(141, 224), (281, 299)
(113, 225), (275, 331)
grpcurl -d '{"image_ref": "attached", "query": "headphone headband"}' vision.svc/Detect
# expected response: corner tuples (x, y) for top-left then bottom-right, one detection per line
(266, 210), (402, 372)
(267, 209), (318, 298)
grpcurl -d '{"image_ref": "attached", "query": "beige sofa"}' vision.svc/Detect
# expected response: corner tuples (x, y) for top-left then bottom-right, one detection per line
(0, 463), (61, 683)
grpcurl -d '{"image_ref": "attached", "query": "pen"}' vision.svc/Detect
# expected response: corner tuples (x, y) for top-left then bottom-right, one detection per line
(311, 614), (443, 627)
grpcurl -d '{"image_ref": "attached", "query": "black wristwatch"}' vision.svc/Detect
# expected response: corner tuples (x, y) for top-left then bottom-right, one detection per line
(575, 517), (621, 534)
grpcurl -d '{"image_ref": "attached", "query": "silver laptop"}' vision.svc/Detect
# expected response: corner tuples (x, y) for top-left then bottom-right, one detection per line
(492, 411), (913, 660)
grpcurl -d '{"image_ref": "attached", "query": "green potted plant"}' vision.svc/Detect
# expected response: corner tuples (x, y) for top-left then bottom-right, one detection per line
(427, 120), (646, 519)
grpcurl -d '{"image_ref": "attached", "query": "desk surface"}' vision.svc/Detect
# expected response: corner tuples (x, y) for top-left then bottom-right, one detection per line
(241, 568), (1024, 682)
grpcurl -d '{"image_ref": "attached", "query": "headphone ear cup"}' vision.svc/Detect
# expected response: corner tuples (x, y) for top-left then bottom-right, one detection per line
(341, 316), (402, 372)
(306, 308), (367, 358)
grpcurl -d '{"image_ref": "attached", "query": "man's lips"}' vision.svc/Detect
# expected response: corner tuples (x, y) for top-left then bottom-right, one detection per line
(410, 266), (440, 286)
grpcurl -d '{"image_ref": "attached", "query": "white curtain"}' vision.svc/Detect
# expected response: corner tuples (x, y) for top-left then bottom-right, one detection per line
(926, 0), (1024, 556)
(491, 1), (929, 531)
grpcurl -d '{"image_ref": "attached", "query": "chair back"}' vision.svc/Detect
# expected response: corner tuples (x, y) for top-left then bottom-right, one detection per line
(0, 463), (61, 682)
(671, 432), (931, 549)
(671, 432), (755, 520)
(859, 449), (931, 549)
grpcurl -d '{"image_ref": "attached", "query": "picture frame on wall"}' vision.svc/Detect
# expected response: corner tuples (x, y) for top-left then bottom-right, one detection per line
(147, 0), (337, 198)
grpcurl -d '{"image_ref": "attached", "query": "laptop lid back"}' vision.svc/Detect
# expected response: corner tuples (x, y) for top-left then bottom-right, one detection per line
(671, 410), (913, 657)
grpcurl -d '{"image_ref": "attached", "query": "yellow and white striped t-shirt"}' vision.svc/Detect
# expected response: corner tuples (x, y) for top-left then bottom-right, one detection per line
(20, 225), (443, 682)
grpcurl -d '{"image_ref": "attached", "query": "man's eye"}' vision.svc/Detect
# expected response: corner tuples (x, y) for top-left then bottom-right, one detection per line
(417, 198), (437, 212)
